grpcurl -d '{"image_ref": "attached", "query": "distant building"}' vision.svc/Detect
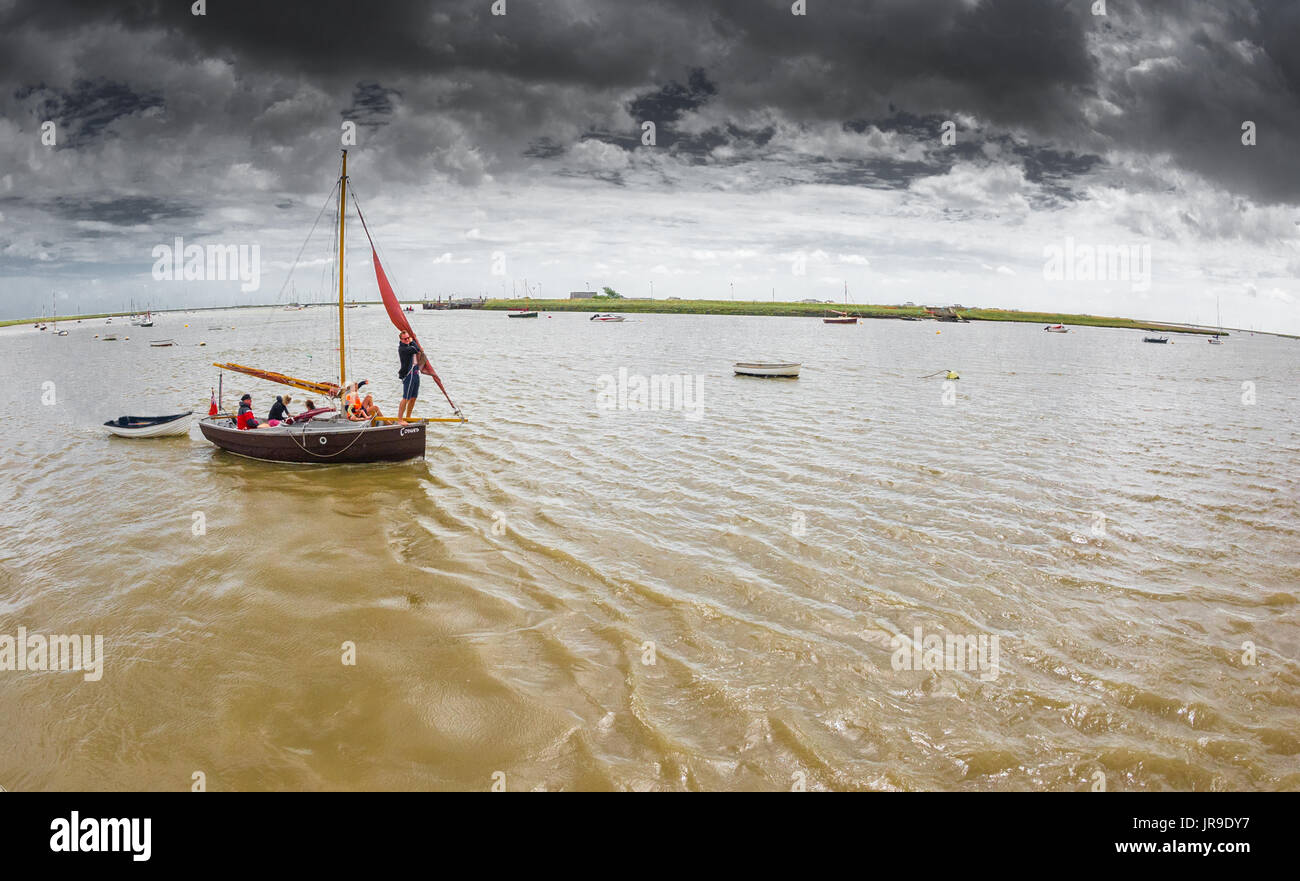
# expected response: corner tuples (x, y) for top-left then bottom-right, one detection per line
(667, 296), (681, 300)
(569, 291), (595, 299)
(800, 298), (821, 303)
(903, 301), (915, 307)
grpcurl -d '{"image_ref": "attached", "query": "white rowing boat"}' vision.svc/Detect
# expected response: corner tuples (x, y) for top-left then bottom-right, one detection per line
(734, 362), (801, 378)
(104, 412), (193, 438)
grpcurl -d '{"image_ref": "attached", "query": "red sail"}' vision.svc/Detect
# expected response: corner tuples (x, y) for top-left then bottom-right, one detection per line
(371, 249), (460, 414)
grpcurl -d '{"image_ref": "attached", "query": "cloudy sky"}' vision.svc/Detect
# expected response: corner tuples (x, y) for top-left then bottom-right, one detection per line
(1, 0), (1298, 332)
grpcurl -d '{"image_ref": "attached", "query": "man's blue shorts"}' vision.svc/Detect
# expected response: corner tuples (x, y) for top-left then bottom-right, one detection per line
(402, 370), (420, 399)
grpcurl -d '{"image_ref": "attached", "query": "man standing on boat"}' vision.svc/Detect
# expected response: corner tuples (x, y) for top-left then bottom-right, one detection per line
(396, 330), (421, 424)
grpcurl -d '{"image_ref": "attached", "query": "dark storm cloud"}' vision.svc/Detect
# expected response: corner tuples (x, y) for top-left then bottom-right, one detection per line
(46, 195), (198, 225)
(343, 82), (401, 129)
(627, 69), (717, 125)
(14, 79), (163, 146)
(3, 0), (1294, 201)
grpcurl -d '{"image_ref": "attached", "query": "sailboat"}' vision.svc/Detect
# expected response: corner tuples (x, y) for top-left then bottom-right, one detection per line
(823, 281), (859, 324)
(1208, 296), (1225, 344)
(198, 150), (466, 464)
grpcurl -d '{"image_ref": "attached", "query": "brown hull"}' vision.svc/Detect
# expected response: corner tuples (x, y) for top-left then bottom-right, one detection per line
(198, 418), (426, 464)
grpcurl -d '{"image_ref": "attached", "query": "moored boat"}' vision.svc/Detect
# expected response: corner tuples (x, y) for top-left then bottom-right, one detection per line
(1143, 336), (1169, 344)
(508, 310), (539, 318)
(823, 311), (857, 325)
(1044, 324), (1068, 333)
(734, 362), (801, 378)
(150, 339), (177, 347)
(590, 313), (625, 322)
(1208, 297), (1226, 343)
(104, 412), (193, 438)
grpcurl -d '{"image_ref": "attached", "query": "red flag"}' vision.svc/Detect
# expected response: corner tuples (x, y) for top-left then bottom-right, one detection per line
(208, 393), (218, 416)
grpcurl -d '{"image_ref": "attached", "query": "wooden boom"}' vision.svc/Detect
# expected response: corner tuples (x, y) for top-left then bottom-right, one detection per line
(213, 363), (342, 397)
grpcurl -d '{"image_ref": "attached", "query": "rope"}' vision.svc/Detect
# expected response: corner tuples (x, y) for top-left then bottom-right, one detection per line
(273, 180), (340, 303)
(286, 421), (372, 459)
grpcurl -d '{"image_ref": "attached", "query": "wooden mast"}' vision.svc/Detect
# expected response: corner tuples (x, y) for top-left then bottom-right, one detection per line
(338, 149), (348, 389)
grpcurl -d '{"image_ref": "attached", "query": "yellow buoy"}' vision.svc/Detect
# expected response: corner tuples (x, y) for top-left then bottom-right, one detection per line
(936, 330), (941, 334)
(946, 371), (960, 380)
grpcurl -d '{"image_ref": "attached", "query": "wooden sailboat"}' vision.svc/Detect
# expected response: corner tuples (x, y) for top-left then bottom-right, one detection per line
(823, 281), (858, 323)
(199, 150), (465, 464)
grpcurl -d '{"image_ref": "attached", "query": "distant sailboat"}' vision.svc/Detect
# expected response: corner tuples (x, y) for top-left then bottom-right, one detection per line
(1209, 296), (1225, 344)
(824, 281), (858, 324)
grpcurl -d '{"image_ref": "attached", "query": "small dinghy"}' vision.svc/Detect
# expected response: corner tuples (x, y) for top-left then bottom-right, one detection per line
(1143, 335), (1169, 344)
(734, 362), (801, 378)
(508, 310), (539, 318)
(823, 310), (857, 325)
(590, 313), (625, 322)
(149, 339), (177, 347)
(104, 412), (193, 438)
(1044, 324), (1068, 333)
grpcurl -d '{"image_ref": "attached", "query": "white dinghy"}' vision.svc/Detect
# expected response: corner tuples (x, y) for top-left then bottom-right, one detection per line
(734, 362), (801, 378)
(104, 412), (193, 438)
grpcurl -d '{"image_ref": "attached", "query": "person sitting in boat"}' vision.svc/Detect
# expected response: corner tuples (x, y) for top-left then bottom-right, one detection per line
(341, 380), (370, 413)
(348, 394), (383, 422)
(267, 394), (293, 424)
(236, 394), (265, 430)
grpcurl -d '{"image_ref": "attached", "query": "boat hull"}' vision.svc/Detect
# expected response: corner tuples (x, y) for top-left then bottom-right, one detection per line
(734, 362), (801, 377)
(508, 311), (538, 318)
(105, 412), (193, 438)
(198, 417), (426, 464)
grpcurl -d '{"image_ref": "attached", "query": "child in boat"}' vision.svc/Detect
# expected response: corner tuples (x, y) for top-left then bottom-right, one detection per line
(348, 394), (383, 422)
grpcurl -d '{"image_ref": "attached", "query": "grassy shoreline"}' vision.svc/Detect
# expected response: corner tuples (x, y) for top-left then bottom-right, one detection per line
(6, 300), (1281, 337)
(482, 299), (1235, 335)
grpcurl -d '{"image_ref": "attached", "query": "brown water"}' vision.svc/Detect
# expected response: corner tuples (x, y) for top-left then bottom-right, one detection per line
(1, 309), (1298, 791)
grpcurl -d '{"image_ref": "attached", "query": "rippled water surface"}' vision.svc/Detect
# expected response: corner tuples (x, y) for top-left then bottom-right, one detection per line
(1, 309), (1297, 791)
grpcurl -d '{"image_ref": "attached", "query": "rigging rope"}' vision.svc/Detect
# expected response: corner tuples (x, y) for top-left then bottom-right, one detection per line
(347, 184), (464, 419)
